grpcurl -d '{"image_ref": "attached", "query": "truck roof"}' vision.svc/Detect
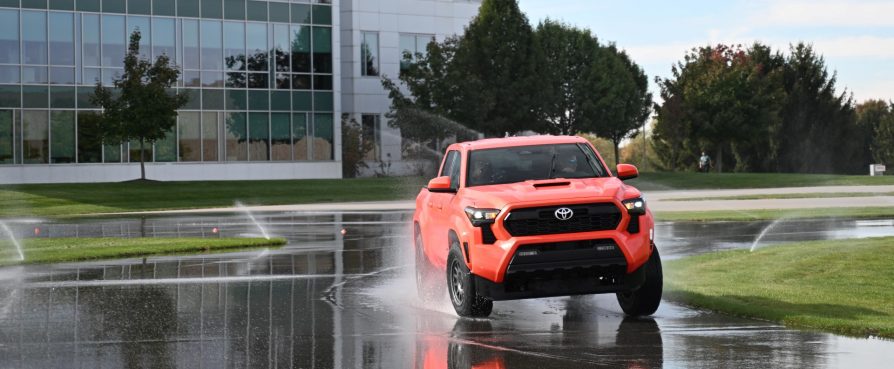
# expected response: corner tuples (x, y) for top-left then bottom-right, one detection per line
(454, 135), (589, 151)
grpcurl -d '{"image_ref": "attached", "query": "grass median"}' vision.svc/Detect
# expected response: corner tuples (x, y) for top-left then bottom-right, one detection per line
(0, 237), (286, 266)
(0, 177), (424, 218)
(665, 237), (894, 338)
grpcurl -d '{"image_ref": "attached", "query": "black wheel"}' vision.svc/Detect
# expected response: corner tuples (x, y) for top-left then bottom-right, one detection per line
(415, 225), (439, 302)
(617, 246), (663, 316)
(446, 241), (492, 317)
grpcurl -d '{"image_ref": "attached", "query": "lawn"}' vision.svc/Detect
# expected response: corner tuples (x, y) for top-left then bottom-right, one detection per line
(0, 237), (286, 266)
(665, 237), (894, 338)
(0, 177), (424, 218)
(654, 207), (894, 222)
(628, 172), (894, 191)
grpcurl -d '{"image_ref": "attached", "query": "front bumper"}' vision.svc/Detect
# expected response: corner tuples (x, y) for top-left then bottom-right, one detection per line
(473, 239), (647, 301)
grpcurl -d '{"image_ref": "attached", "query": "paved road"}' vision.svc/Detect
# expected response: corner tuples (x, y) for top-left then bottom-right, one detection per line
(1, 212), (893, 368)
(102, 185), (894, 216)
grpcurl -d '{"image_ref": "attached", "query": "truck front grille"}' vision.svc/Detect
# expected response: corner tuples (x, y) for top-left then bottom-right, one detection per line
(503, 203), (621, 236)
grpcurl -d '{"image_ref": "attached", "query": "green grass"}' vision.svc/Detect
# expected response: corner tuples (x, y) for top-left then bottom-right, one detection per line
(628, 172), (894, 191)
(0, 177), (424, 218)
(0, 237), (286, 266)
(663, 192), (894, 201)
(665, 237), (894, 338)
(654, 207), (894, 222)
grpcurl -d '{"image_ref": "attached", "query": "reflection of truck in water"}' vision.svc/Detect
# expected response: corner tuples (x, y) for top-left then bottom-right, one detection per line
(413, 315), (663, 368)
(413, 136), (662, 317)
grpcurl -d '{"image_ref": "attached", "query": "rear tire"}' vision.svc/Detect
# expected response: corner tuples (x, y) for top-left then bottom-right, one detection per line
(415, 225), (438, 302)
(446, 242), (493, 317)
(617, 246), (663, 316)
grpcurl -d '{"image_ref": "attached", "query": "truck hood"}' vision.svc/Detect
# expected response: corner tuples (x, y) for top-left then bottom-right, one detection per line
(459, 177), (639, 210)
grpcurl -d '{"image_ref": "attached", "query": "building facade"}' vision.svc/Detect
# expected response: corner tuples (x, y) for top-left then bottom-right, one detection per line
(340, 0), (480, 176)
(0, 0), (479, 184)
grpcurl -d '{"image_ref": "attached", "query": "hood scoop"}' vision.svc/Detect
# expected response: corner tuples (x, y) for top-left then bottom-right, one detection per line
(531, 180), (571, 188)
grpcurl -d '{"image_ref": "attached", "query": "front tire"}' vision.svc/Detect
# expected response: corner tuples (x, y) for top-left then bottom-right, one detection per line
(447, 242), (492, 317)
(616, 246), (663, 316)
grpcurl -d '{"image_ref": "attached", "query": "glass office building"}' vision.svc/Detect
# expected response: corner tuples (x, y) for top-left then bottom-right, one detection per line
(0, 0), (338, 183)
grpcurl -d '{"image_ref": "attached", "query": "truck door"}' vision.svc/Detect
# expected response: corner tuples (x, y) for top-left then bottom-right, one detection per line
(425, 150), (460, 268)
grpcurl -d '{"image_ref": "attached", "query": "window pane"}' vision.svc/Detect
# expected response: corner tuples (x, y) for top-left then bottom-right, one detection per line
(0, 110), (12, 164)
(399, 34), (414, 70)
(271, 90), (290, 110)
(49, 0), (74, 10)
(292, 91), (311, 111)
(201, 20), (223, 70)
(23, 110), (48, 164)
(291, 4), (310, 23)
(313, 27), (332, 73)
(292, 113), (307, 160)
(312, 113), (332, 160)
(271, 113), (289, 161)
(104, 143), (122, 163)
(23, 85), (48, 108)
(23, 11), (48, 65)
(361, 32), (378, 76)
(246, 0), (266, 21)
(178, 112), (201, 161)
(202, 112), (219, 161)
(202, 88), (223, 109)
(290, 25), (310, 73)
(0, 10), (20, 64)
(182, 19), (200, 70)
(201, 0), (223, 19)
(248, 112), (268, 161)
(248, 72), (267, 89)
(311, 5), (330, 25)
(313, 91), (332, 111)
(152, 18), (175, 60)
(361, 114), (379, 161)
(50, 67), (75, 85)
(102, 15), (126, 68)
(129, 140), (150, 163)
(313, 75), (331, 90)
(225, 89), (246, 110)
(225, 112), (246, 161)
(83, 14), (100, 67)
(127, 16), (151, 60)
(50, 86), (75, 108)
(77, 0), (100, 12)
(178, 0), (199, 18)
(223, 21), (245, 71)
(23, 66), (48, 84)
(268, 1), (288, 23)
(153, 0), (176, 16)
(155, 128), (177, 162)
(0, 85), (20, 108)
(246, 23), (267, 72)
(226, 72), (246, 88)
(77, 111), (102, 163)
(0, 66), (18, 84)
(224, 0), (245, 20)
(50, 110), (75, 163)
(272, 24), (289, 72)
(102, 0), (125, 13)
(128, 0), (150, 15)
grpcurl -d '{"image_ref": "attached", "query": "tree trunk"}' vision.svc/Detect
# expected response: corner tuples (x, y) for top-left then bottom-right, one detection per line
(139, 139), (146, 180)
(716, 146), (723, 173)
(613, 138), (620, 166)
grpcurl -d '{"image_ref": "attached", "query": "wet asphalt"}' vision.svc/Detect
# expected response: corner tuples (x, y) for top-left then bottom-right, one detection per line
(1, 212), (893, 368)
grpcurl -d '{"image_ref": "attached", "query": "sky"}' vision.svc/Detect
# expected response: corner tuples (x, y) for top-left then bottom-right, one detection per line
(517, 0), (894, 103)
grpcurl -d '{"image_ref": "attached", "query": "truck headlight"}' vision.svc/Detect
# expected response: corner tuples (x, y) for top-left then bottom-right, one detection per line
(622, 198), (646, 215)
(464, 207), (499, 227)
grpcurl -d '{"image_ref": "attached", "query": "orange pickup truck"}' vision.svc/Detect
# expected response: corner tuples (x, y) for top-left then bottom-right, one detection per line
(413, 135), (662, 317)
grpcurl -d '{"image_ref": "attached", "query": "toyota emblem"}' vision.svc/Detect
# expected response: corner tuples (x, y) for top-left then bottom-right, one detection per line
(554, 207), (574, 221)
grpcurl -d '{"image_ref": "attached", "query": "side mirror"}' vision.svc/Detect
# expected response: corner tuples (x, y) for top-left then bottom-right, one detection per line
(616, 164), (639, 181)
(427, 176), (455, 193)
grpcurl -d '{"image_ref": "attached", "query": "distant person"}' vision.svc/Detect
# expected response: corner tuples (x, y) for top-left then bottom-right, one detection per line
(698, 151), (711, 173)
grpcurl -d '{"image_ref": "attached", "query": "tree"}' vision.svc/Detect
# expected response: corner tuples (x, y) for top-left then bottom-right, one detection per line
(857, 100), (894, 165)
(535, 19), (601, 135)
(589, 45), (653, 166)
(91, 30), (188, 180)
(776, 43), (857, 173)
(448, 0), (546, 136)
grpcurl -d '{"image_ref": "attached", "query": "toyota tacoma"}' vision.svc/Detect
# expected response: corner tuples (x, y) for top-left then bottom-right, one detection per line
(413, 135), (661, 317)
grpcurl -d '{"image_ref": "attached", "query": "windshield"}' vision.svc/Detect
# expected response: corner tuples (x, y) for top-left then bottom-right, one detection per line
(466, 143), (608, 187)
